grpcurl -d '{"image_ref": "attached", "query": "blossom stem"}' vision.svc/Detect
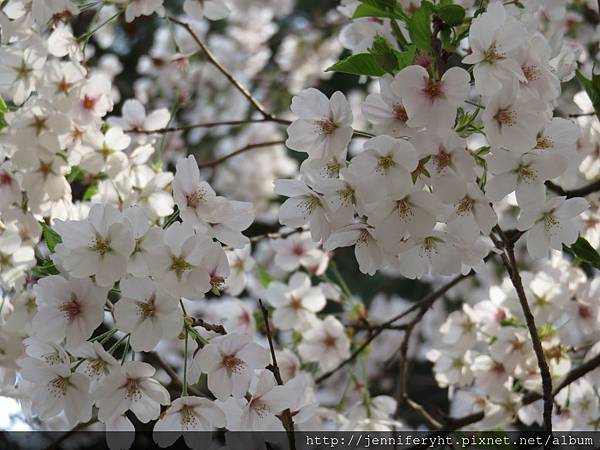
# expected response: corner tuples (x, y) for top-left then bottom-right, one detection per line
(464, 99), (485, 109)
(108, 333), (129, 354)
(155, 101), (181, 165)
(329, 261), (353, 300)
(120, 335), (131, 364)
(182, 326), (189, 397)
(78, 10), (122, 43)
(89, 328), (118, 344)
(162, 208), (180, 229)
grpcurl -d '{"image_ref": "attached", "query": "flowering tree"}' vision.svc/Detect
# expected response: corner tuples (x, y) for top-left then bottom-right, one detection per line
(2, 0), (600, 441)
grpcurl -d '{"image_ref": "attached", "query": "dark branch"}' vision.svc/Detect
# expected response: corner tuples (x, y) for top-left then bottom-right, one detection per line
(197, 140), (285, 169)
(316, 271), (473, 384)
(258, 300), (296, 450)
(546, 179), (600, 199)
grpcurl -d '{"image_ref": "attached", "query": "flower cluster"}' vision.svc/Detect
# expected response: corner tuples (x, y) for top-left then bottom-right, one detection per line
(278, 1), (590, 279)
(1, 0), (600, 442)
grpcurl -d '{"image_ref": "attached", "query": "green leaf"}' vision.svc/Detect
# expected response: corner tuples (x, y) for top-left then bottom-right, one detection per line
(32, 259), (59, 277)
(499, 318), (526, 328)
(0, 97), (8, 130)
(576, 70), (600, 119)
(408, 1), (433, 52)
(393, 45), (416, 70)
(352, 0), (407, 20)
(370, 35), (398, 73)
(66, 166), (84, 183)
(326, 53), (386, 77)
(568, 236), (600, 268)
(40, 222), (62, 252)
(257, 266), (272, 288)
(436, 4), (466, 26)
(83, 183), (98, 201)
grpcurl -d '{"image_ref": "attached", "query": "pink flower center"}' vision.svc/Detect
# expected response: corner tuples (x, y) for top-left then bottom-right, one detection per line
(82, 95), (97, 111)
(494, 108), (516, 126)
(222, 354), (244, 373)
(59, 295), (82, 321)
(422, 78), (444, 101)
(393, 104), (408, 123)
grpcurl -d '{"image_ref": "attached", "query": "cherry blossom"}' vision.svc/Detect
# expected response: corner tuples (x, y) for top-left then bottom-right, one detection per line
(53, 204), (135, 287)
(154, 396), (226, 448)
(264, 271), (325, 331)
(114, 277), (183, 351)
(517, 196), (589, 259)
(32, 276), (107, 349)
(286, 88), (353, 159)
(191, 333), (269, 401)
(95, 361), (170, 424)
(298, 315), (350, 372)
(393, 65), (470, 134)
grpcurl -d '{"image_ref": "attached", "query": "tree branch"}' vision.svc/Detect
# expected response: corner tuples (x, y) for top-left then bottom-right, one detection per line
(191, 318), (227, 335)
(445, 352), (600, 430)
(495, 226), (553, 432)
(545, 179), (600, 199)
(258, 300), (296, 450)
(315, 271), (473, 384)
(125, 117), (290, 134)
(148, 352), (203, 397)
(167, 16), (275, 120)
(197, 140), (285, 169)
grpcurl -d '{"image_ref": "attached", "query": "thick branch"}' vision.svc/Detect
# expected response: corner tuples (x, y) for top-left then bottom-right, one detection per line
(545, 179), (600, 198)
(495, 227), (553, 432)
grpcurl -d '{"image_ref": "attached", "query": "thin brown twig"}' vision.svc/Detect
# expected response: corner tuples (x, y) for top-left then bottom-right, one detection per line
(495, 226), (553, 433)
(315, 271), (473, 384)
(258, 300), (296, 450)
(44, 418), (99, 450)
(167, 16), (274, 119)
(568, 111), (596, 118)
(124, 117), (291, 134)
(197, 140), (285, 169)
(445, 351), (600, 430)
(191, 318), (227, 335)
(249, 228), (302, 243)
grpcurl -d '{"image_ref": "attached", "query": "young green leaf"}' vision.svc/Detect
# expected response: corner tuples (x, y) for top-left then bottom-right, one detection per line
(370, 35), (398, 73)
(0, 96), (8, 130)
(83, 183), (98, 201)
(576, 70), (600, 119)
(326, 53), (387, 77)
(568, 236), (600, 268)
(408, 1), (433, 52)
(393, 45), (416, 70)
(40, 222), (62, 253)
(352, 0), (408, 20)
(436, 4), (466, 26)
